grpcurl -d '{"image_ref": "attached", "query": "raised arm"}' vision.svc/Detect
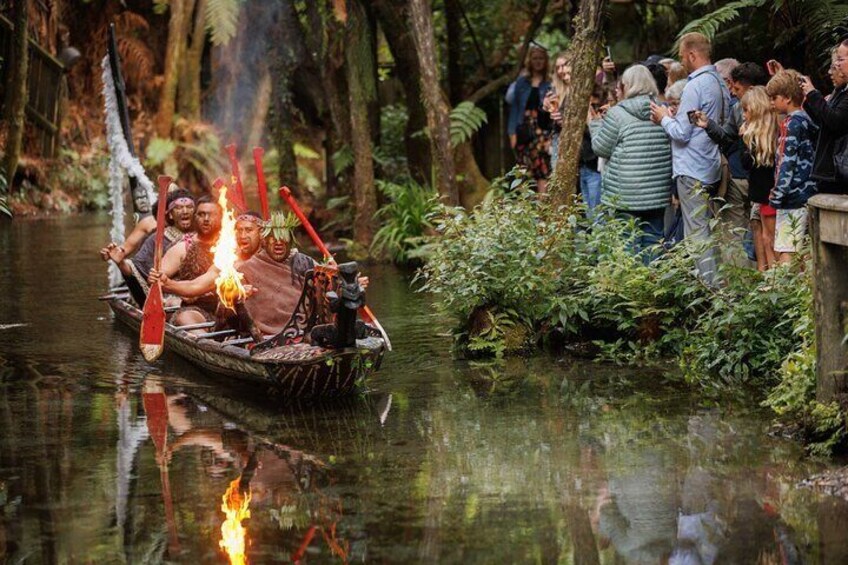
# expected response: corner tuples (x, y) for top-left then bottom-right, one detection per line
(589, 110), (621, 159)
(151, 265), (219, 298)
(661, 83), (698, 142)
(803, 90), (848, 135)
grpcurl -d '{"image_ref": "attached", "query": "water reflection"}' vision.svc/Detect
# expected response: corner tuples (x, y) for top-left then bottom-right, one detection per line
(2, 216), (848, 563)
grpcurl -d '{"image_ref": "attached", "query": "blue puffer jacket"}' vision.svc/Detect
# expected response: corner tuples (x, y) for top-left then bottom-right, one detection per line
(505, 76), (552, 136)
(589, 95), (672, 211)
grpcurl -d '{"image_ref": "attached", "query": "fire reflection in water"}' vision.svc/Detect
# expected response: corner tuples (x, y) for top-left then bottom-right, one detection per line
(220, 478), (251, 565)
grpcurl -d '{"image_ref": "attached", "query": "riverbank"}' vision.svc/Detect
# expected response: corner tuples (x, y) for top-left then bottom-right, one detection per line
(417, 178), (846, 456)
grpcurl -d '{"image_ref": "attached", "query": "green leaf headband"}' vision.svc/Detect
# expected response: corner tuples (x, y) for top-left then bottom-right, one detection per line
(261, 211), (301, 243)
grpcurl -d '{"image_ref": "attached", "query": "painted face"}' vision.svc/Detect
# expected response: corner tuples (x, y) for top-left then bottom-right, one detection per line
(169, 201), (195, 231)
(264, 235), (292, 263)
(236, 219), (261, 260)
(194, 203), (221, 238)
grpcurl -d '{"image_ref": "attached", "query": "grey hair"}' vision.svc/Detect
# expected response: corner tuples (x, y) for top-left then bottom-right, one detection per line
(621, 64), (659, 98)
(665, 79), (688, 101)
(715, 58), (740, 80)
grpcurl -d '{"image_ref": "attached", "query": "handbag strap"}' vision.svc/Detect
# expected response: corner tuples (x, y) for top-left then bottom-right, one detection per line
(705, 70), (727, 125)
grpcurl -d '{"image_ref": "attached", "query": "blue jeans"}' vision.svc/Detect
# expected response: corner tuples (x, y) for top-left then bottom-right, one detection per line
(618, 208), (665, 264)
(580, 166), (602, 217)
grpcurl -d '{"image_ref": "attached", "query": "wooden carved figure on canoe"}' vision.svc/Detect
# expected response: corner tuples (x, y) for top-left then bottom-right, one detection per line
(103, 187), (197, 305)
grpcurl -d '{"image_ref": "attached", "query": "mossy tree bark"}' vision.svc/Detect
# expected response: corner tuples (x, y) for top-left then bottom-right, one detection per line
(547, 0), (608, 207)
(3, 0), (29, 185)
(372, 0), (431, 184)
(345, 0), (379, 247)
(155, 0), (187, 137)
(409, 0), (459, 207)
(178, 0), (206, 121)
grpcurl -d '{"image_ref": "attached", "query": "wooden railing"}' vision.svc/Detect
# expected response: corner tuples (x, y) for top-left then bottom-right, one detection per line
(0, 14), (65, 157)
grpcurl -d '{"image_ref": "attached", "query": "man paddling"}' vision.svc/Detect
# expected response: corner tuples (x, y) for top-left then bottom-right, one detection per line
(105, 188), (196, 305)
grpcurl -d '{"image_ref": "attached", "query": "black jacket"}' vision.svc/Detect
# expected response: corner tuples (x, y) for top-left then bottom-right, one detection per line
(803, 86), (848, 184)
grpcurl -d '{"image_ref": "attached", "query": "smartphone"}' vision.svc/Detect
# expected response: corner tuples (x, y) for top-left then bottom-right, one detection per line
(605, 45), (613, 61)
(687, 110), (698, 125)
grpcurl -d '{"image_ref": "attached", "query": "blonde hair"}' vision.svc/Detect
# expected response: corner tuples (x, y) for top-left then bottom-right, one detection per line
(667, 62), (688, 85)
(550, 51), (570, 107)
(679, 32), (712, 58)
(621, 65), (659, 98)
(766, 69), (804, 105)
(741, 86), (779, 167)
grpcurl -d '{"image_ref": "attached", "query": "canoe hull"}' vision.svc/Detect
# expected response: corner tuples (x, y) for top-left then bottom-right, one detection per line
(108, 298), (385, 399)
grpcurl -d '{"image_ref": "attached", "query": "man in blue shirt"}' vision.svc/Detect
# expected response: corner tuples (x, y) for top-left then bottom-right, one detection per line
(650, 32), (730, 286)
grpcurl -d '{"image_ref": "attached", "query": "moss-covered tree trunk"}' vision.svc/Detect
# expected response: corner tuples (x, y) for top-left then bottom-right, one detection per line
(178, 0), (206, 121)
(345, 0), (378, 247)
(547, 0), (608, 207)
(372, 0), (431, 184)
(409, 0), (459, 207)
(3, 0), (29, 185)
(155, 0), (186, 137)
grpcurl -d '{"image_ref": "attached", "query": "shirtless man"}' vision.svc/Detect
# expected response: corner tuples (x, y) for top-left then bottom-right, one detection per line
(104, 189), (196, 305)
(235, 211), (263, 264)
(149, 211), (367, 341)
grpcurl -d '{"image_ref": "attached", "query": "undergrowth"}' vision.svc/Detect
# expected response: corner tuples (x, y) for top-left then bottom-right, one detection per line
(418, 168), (846, 455)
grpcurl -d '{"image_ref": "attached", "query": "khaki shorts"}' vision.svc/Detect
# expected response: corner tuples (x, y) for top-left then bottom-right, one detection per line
(774, 208), (808, 253)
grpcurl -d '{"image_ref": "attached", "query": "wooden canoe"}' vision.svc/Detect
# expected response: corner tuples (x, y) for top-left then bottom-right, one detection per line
(106, 295), (387, 400)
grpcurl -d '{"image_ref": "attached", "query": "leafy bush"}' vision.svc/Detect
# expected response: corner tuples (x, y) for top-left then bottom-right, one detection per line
(55, 147), (111, 210)
(370, 179), (439, 264)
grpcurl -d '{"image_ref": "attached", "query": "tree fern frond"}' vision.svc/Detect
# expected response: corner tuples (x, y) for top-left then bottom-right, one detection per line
(674, 0), (766, 49)
(450, 102), (488, 147)
(205, 0), (241, 46)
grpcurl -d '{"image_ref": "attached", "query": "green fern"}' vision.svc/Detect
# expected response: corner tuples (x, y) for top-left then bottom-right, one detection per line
(450, 102), (488, 147)
(674, 0), (766, 50)
(205, 0), (242, 46)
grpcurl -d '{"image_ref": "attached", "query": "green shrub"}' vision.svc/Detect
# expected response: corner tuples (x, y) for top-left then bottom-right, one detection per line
(371, 178), (440, 264)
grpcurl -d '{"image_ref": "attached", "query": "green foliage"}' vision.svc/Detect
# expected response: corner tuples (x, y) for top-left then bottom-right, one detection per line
(370, 179), (440, 264)
(144, 137), (178, 169)
(377, 103), (409, 180)
(205, 0), (242, 46)
(449, 102), (488, 147)
(331, 146), (354, 177)
(674, 0), (765, 49)
(56, 148), (111, 210)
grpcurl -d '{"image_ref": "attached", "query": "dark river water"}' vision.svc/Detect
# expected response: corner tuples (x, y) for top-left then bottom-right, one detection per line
(1, 213), (848, 564)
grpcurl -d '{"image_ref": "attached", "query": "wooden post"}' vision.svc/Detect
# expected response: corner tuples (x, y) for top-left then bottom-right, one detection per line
(808, 194), (848, 403)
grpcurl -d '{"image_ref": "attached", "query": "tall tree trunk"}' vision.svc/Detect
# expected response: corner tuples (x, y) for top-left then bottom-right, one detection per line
(179, 0), (206, 120)
(346, 0), (378, 247)
(372, 0), (431, 184)
(3, 0), (29, 185)
(409, 0), (458, 206)
(547, 0), (608, 206)
(444, 0), (464, 106)
(272, 0), (303, 200)
(155, 0), (187, 137)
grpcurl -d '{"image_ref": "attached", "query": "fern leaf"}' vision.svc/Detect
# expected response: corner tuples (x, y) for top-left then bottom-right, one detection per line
(674, 0), (766, 49)
(449, 102), (488, 147)
(205, 0), (241, 46)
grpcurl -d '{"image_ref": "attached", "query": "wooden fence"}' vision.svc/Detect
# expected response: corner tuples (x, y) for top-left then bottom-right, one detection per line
(0, 14), (65, 157)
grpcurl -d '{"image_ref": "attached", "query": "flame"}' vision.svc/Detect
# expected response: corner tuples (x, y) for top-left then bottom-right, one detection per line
(219, 478), (251, 565)
(213, 185), (247, 311)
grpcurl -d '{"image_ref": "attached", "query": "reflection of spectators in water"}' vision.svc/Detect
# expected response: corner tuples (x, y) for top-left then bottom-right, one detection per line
(597, 449), (680, 562)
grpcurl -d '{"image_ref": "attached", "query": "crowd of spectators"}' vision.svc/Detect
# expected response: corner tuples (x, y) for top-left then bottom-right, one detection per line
(506, 33), (848, 281)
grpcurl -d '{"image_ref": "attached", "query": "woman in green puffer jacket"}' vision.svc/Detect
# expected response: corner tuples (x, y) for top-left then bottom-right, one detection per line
(589, 64), (672, 261)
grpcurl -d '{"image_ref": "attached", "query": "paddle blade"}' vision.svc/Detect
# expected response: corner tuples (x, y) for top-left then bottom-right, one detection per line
(140, 283), (166, 362)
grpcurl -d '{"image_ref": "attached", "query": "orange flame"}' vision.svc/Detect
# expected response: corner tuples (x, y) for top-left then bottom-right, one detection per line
(219, 478), (251, 565)
(213, 185), (247, 311)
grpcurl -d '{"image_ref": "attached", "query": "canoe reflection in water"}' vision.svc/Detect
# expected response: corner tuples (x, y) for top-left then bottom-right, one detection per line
(136, 374), (351, 564)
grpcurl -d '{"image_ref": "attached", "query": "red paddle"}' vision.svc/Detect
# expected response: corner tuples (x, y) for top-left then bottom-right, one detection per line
(143, 378), (181, 556)
(253, 147), (270, 220)
(139, 175), (171, 362)
(224, 143), (247, 212)
(277, 185), (392, 351)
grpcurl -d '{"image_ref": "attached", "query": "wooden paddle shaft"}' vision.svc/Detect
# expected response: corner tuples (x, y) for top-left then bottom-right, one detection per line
(253, 147), (270, 220)
(153, 175), (170, 270)
(224, 143), (247, 212)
